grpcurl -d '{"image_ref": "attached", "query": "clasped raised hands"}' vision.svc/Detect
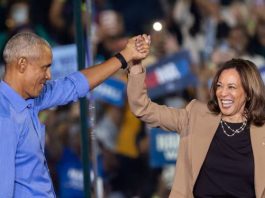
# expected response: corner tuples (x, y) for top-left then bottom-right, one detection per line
(120, 34), (151, 63)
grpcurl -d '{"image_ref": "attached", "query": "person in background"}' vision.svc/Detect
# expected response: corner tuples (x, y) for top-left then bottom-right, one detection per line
(0, 0), (56, 63)
(48, 0), (75, 44)
(0, 32), (150, 197)
(249, 17), (265, 58)
(127, 56), (265, 197)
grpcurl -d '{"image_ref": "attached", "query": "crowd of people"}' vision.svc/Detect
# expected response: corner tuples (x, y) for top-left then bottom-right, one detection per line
(1, 0), (265, 197)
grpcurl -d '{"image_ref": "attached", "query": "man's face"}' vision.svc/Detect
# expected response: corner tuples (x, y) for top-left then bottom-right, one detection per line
(23, 46), (52, 99)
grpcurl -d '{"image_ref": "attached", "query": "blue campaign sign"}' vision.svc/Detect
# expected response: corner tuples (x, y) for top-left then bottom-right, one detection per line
(50, 44), (126, 107)
(57, 147), (105, 198)
(146, 50), (197, 99)
(93, 78), (126, 107)
(57, 148), (84, 198)
(51, 44), (78, 79)
(150, 128), (180, 167)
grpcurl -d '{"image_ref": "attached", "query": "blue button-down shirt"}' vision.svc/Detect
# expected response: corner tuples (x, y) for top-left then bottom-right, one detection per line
(0, 72), (89, 197)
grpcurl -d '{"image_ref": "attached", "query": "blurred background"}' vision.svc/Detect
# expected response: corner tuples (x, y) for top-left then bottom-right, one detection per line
(0, 0), (265, 197)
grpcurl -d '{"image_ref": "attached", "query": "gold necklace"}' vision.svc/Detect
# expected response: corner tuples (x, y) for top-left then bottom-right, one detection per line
(220, 119), (247, 137)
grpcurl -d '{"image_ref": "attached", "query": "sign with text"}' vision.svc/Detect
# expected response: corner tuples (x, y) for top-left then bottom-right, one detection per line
(51, 44), (78, 79)
(150, 128), (180, 167)
(146, 50), (197, 99)
(50, 44), (126, 107)
(57, 148), (84, 197)
(93, 78), (126, 107)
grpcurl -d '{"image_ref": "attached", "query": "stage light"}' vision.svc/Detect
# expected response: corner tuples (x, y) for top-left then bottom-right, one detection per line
(153, 21), (163, 32)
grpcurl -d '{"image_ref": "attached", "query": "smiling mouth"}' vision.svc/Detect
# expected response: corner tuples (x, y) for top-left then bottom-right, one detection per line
(221, 99), (233, 108)
(40, 82), (46, 88)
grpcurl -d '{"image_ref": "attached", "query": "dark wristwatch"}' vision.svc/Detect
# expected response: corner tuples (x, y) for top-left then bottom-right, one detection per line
(114, 52), (128, 69)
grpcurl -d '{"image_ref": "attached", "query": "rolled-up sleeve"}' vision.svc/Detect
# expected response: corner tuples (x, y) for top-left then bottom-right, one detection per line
(36, 72), (90, 111)
(67, 72), (90, 98)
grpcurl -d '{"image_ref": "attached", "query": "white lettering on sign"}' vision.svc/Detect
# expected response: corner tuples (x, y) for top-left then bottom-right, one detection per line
(164, 149), (177, 159)
(95, 84), (121, 101)
(67, 168), (84, 190)
(156, 134), (179, 160)
(51, 44), (77, 79)
(155, 62), (181, 84)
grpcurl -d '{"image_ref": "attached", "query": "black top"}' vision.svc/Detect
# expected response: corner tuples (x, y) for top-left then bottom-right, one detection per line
(193, 121), (255, 198)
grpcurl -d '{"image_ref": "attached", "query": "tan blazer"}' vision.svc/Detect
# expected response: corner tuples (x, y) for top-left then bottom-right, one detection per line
(127, 71), (265, 198)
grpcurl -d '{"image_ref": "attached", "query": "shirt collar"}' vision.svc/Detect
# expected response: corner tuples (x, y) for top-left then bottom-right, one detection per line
(0, 80), (29, 112)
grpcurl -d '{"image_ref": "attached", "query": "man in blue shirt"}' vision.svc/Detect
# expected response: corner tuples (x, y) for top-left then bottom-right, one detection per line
(0, 32), (150, 197)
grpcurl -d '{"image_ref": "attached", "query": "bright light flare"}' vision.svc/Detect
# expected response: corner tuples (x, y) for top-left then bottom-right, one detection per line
(153, 21), (163, 32)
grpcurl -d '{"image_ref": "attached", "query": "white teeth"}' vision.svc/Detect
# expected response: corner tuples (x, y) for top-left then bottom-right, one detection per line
(221, 100), (233, 107)
(222, 100), (232, 104)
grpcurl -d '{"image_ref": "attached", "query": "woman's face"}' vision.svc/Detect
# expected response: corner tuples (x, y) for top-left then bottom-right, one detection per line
(216, 68), (247, 121)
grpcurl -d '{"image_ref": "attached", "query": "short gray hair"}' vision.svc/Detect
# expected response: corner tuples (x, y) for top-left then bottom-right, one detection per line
(3, 32), (51, 65)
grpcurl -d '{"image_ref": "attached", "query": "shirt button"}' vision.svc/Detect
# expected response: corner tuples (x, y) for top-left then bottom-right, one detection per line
(27, 104), (32, 108)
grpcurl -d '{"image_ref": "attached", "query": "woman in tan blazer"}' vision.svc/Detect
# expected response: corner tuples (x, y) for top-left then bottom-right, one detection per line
(127, 58), (265, 198)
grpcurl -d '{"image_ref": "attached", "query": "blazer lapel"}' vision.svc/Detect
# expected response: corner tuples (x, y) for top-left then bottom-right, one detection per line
(191, 112), (221, 185)
(250, 125), (265, 198)
(190, 111), (265, 196)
